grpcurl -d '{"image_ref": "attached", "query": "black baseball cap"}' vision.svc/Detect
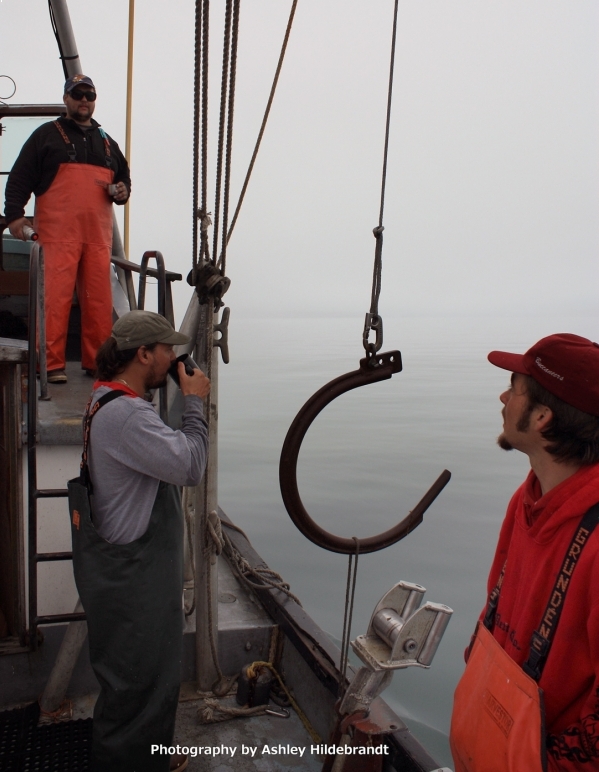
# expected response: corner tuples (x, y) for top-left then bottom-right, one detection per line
(64, 75), (96, 93)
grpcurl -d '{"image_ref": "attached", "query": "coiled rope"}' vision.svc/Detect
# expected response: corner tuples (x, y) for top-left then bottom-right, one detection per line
(207, 513), (302, 606)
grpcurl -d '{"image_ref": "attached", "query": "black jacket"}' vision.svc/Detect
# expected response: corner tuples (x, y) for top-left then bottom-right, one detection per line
(3, 116), (131, 224)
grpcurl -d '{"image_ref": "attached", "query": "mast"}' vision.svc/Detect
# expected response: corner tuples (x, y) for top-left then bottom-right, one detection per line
(124, 0), (135, 258)
(48, 0), (81, 76)
(195, 306), (220, 690)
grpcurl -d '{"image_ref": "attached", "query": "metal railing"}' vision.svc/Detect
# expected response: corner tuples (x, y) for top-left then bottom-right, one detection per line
(111, 250), (181, 327)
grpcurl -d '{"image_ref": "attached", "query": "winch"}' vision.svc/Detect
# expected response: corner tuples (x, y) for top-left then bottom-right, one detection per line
(322, 581), (453, 772)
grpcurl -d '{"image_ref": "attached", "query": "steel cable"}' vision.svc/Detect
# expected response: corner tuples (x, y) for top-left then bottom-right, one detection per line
(339, 538), (360, 691)
(200, 0), (211, 263)
(364, 0), (400, 354)
(192, 0), (203, 271)
(219, 0), (240, 278)
(212, 0), (233, 266)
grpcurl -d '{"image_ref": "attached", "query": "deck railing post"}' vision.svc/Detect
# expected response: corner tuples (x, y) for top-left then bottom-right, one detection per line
(37, 246), (49, 400)
(27, 245), (39, 649)
(194, 303), (219, 691)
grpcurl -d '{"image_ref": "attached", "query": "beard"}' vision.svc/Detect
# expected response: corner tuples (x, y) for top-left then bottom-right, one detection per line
(497, 434), (514, 451)
(145, 363), (169, 391)
(497, 406), (533, 452)
(66, 104), (93, 123)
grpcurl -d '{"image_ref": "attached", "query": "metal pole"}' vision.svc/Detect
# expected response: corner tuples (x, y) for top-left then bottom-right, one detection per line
(48, 0), (127, 268)
(27, 245), (39, 650)
(124, 0), (135, 258)
(38, 246), (49, 400)
(195, 305), (219, 691)
(48, 0), (82, 77)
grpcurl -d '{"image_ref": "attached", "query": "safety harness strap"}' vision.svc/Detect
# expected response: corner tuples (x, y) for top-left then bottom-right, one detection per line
(80, 390), (126, 492)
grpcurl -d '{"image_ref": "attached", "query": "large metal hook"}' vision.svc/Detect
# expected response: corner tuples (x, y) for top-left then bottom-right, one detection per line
(279, 350), (451, 554)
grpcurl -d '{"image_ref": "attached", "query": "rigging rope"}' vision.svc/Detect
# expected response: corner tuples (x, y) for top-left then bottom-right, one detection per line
(192, 0), (211, 272)
(192, 0), (298, 276)
(210, 0), (231, 265)
(212, 0), (234, 268)
(219, 0), (240, 277)
(201, 0), (210, 263)
(220, 0), (299, 258)
(363, 0), (400, 359)
(192, 0), (203, 272)
(218, 518), (302, 606)
(377, 0), (399, 230)
(339, 538), (360, 691)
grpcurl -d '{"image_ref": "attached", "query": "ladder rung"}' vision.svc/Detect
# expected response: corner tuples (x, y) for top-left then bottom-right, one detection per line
(36, 612), (86, 625)
(36, 488), (69, 498)
(35, 551), (73, 562)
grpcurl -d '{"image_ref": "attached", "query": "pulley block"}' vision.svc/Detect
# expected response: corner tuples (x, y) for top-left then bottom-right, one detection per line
(187, 260), (231, 308)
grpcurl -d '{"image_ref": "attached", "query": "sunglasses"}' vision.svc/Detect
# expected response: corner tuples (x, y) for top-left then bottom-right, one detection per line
(69, 89), (97, 101)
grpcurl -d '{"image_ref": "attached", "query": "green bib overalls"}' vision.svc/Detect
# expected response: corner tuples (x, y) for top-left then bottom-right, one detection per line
(69, 391), (184, 772)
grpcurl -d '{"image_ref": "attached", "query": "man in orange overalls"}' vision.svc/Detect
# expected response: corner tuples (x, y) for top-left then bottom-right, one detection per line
(450, 334), (599, 772)
(4, 75), (130, 383)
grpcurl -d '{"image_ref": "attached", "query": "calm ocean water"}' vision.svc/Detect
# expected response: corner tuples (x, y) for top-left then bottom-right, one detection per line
(217, 310), (597, 766)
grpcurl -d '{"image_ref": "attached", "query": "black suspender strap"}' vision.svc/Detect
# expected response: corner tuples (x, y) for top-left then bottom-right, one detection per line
(80, 390), (126, 493)
(522, 502), (599, 681)
(483, 559), (507, 631)
(54, 120), (77, 162)
(53, 120), (113, 167)
(478, 503), (599, 681)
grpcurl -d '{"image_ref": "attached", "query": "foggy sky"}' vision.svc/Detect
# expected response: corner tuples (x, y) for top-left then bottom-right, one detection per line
(2, 1), (598, 323)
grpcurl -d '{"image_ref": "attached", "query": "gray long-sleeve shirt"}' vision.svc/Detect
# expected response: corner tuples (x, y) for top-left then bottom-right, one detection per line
(88, 387), (208, 544)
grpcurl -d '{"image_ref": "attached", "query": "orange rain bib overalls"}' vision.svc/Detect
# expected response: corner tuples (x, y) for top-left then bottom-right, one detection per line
(450, 504), (599, 772)
(34, 122), (114, 372)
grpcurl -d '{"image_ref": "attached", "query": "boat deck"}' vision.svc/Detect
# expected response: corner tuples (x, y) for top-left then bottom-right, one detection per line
(176, 697), (323, 771)
(37, 361), (95, 444)
(68, 692), (324, 771)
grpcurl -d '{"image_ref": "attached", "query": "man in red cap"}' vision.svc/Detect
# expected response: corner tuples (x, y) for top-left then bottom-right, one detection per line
(4, 75), (130, 383)
(451, 334), (599, 772)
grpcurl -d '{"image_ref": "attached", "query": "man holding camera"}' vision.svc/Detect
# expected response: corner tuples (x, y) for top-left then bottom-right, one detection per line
(71, 310), (209, 772)
(4, 75), (130, 383)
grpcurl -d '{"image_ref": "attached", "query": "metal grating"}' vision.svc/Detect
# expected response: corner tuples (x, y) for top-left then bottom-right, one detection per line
(0, 703), (92, 771)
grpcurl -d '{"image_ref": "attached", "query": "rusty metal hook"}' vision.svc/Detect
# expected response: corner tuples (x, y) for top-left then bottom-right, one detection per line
(279, 350), (451, 555)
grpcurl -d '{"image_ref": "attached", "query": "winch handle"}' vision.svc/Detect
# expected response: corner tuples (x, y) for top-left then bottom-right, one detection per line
(279, 351), (451, 555)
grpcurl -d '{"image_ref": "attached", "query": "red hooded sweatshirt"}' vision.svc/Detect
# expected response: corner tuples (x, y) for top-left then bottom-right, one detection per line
(480, 464), (599, 770)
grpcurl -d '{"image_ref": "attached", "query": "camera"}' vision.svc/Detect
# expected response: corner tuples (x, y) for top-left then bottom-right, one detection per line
(168, 354), (199, 387)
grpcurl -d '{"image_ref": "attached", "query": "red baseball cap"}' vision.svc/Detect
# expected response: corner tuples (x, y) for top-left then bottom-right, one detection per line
(488, 333), (599, 416)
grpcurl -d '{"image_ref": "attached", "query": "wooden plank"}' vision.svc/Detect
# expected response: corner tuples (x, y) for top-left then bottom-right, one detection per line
(0, 338), (28, 363)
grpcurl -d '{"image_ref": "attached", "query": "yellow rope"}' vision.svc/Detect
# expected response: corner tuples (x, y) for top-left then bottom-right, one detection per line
(247, 661), (321, 744)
